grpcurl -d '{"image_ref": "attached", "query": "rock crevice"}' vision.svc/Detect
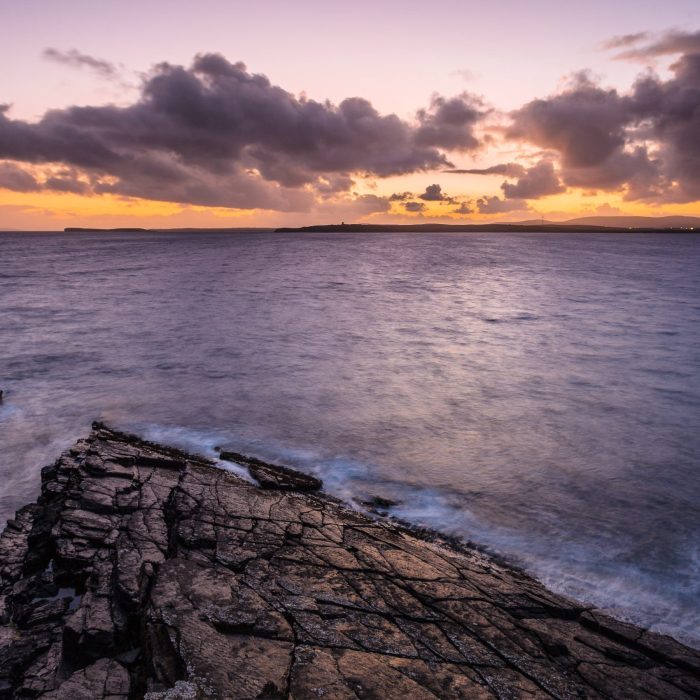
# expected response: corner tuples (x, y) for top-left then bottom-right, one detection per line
(1, 423), (699, 699)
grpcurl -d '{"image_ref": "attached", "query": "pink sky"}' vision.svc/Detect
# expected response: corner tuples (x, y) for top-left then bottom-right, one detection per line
(1, 0), (699, 228)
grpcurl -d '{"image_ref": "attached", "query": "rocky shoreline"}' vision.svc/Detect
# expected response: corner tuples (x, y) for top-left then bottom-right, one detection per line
(1, 424), (699, 699)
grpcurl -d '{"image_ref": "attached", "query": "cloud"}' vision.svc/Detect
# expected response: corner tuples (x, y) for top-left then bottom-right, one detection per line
(0, 54), (485, 212)
(403, 201), (426, 212)
(43, 48), (120, 80)
(313, 193), (391, 220)
(389, 184), (454, 203)
(610, 30), (700, 61)
(500, 160), (565, 199)
(445, 163), (526, 177)
(600, 32), (650, 51)
(630, 52), (700, 200)
(508, 73), (629, 171)
(0, 161), (91, 195)
(452, 202), (473, 215)
(6, 45), (700, 213)
(415, 93), (485, 152)
(43, 172), (90, 194)
(314, 174), (355, 195)
(593, 203), (624, 216)
(454, 42), (700, 204)
(505, 72), (665, 200)
(452, 69), (477, 82)
(0, 162), (40, 192)
(447, 160), (564, 201)
(476, 196), (529, 214)
(418, 183), (452, 201)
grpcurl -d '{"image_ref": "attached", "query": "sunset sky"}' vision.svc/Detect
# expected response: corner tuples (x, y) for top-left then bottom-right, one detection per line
(1, 0), (699, 228)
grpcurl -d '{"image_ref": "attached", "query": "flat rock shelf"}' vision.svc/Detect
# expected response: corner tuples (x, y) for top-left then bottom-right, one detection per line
(1, 425), (699, 699)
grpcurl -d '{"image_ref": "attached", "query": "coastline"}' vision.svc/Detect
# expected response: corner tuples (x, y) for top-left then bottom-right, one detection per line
(1, 424), (698, 698)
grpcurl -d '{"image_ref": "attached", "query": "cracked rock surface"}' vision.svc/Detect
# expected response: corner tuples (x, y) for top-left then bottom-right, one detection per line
(1, 424), (699, 699)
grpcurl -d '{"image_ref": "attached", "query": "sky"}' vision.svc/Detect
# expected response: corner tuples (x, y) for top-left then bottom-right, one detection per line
(0, 0), (699, 228)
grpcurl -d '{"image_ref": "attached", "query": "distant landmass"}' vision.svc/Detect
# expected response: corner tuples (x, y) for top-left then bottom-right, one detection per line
(52, 216), (700, 234)
(275, 217), (700, 234)
(558, 215), (700, 228)
(62, 227), (276, 233)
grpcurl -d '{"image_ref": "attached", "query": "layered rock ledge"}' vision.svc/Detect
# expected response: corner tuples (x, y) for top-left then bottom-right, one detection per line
(1, 424), (699, 699)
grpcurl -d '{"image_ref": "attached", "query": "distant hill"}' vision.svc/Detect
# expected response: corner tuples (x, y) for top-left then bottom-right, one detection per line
(562, 215), (700, 228)
(510, 216), (700, 228)
(275, 222), (699, 234)
(35, 216), (699, 234)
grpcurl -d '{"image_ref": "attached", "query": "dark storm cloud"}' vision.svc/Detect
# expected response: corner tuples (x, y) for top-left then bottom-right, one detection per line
(0, 54), (487, 210)
(403, 201), (426, 212)
(43, 48), (120, 80)
(500, 160), (565, 199)
(415, 94), (484, 152)
(445, 163), (526, 177)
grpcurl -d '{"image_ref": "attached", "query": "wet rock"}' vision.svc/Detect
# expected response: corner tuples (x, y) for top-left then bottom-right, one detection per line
(360, 495), (401, 515)
(219, 450), (322, 492)
(0, 425), (699, 698)
(40, 658), (130, 699)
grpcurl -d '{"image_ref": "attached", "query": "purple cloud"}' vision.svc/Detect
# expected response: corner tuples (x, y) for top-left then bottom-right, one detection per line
(445, 163), (526, 177)
(476, 196), (529, 214)
(415, 93), (485, 152)
(43, 48), (121, 80)
(0, 54), (486, 211)
(418, 183), (452, 201)
(506, 54), (700, 202)
(500, 160), (565, 199)
(452, 201), (473, 214)
(0, 162), (39, 192)
(611, 30), (700, 61)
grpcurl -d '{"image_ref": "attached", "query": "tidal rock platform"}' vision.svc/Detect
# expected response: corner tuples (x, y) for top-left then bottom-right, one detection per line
(1, 424), (699, 699)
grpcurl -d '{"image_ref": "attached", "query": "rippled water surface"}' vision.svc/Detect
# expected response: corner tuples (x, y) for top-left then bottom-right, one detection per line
(1, 230), (699, 646)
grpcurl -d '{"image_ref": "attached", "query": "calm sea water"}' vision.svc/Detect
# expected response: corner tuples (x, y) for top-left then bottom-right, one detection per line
(1, 230), (699, 646)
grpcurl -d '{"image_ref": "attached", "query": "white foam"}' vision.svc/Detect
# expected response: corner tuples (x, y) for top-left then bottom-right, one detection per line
(122, 421), (700, 650)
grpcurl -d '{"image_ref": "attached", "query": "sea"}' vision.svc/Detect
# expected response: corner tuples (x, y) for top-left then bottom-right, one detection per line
(1, 229), (699, 647)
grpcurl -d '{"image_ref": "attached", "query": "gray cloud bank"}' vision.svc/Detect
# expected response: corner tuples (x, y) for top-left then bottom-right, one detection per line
(0, 54), (483, 211)
(1, 33), (700, 212)
(508, 32), (700, 203)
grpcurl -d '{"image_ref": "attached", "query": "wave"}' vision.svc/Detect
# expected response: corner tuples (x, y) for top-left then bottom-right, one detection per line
(129, 421), (700, 650)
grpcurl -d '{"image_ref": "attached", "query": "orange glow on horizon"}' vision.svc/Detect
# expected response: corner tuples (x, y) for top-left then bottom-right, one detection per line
(1, 182), (699, 230)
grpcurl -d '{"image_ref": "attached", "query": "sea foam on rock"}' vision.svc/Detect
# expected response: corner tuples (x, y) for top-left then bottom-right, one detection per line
(0, 422), (699, 698)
